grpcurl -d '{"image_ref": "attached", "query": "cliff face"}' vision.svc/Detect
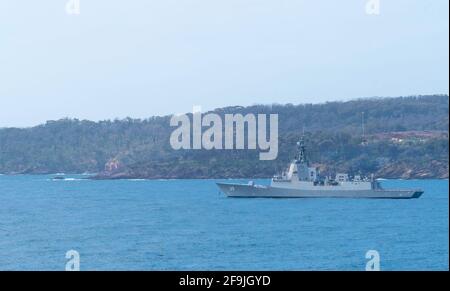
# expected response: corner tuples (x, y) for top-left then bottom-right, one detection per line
(376, 160), (449, 179)
(93, 154), (449, 180)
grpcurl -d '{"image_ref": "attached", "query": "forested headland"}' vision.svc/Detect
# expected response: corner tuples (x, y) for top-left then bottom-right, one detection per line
(0, 95), (448, 179)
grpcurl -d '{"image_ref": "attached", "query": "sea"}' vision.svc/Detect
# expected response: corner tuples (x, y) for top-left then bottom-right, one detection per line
(0, 175), (448, 271)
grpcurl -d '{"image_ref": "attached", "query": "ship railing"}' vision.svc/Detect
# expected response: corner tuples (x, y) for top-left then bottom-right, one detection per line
(272, 177), (291, 182)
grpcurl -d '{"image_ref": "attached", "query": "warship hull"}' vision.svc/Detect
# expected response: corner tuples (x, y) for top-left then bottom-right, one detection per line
(217, 183), (423, 199)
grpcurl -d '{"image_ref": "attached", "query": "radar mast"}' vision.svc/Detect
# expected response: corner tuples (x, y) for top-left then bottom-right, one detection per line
(296, 135), (308, 165)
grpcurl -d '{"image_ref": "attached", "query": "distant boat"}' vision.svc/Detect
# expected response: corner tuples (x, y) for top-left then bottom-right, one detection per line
(52, 175), (66, 180)
(217, 137), (424, 199)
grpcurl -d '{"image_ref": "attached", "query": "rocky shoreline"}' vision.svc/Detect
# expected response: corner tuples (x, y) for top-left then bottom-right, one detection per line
(89, 166), (449, 180)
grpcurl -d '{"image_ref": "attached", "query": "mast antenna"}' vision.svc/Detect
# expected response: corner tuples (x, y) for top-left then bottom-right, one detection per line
(361, 112), (368, 145)
(297, 129), (307, 164)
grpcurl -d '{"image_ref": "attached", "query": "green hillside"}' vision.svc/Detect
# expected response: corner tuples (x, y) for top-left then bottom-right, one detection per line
(0, 95), (448, 179)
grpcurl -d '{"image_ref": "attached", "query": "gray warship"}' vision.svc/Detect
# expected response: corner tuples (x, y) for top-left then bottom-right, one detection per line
(217, 138), (423, 199)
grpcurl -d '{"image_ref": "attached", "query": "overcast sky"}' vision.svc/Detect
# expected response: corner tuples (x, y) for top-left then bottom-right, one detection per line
(0, 0), (448, 127)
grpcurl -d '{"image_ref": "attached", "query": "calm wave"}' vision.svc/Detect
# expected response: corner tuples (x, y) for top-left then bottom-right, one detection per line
(0, 176), (448, 270)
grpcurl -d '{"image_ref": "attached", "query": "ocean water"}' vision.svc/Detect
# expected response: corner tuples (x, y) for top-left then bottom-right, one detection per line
(0, 176), (448, 271)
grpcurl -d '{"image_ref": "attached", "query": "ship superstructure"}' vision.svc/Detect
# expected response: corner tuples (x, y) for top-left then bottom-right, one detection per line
(217, 137), (423, 199)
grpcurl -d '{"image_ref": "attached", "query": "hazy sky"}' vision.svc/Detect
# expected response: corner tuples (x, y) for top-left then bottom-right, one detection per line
(0, 0), (448, 127)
